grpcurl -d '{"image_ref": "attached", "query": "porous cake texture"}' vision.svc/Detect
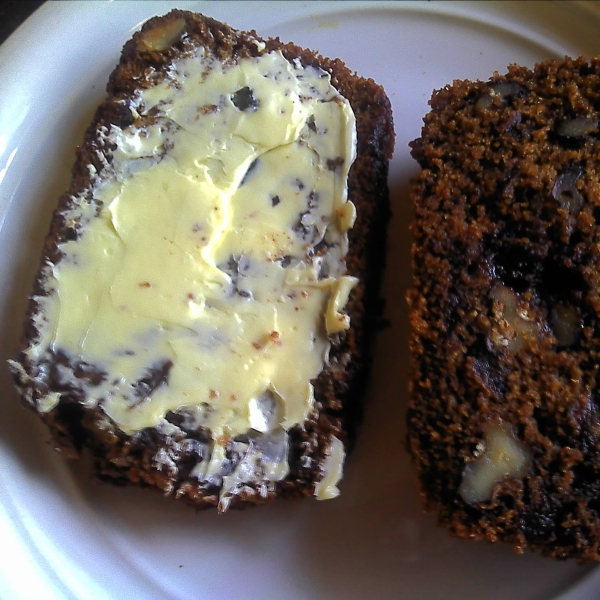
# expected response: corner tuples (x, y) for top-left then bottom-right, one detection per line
(409, 56), (600, 560)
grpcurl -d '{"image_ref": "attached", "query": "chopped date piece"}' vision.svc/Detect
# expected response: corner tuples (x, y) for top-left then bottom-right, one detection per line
(552, 166), (584, 213)
(326, 157), (344, 172)
(231, 86), (259, 111)
(130, 359), (173, 407)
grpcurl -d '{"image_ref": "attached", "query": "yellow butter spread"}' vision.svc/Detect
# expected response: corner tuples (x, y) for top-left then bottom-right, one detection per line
(314, 435), (345, 500)
(27, 49), (357, 492)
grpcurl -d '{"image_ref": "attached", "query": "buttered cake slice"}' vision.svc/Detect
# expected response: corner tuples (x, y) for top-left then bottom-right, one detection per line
(9, 11), (393, 510)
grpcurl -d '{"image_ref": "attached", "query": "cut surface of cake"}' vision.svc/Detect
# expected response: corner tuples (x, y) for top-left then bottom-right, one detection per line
(408, 56), (600, 560)
(9, 11), (393, 511)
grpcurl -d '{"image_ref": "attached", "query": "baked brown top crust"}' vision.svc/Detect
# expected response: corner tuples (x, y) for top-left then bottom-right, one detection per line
(9, 10), (393, 510)
(408, 56), (600, 561)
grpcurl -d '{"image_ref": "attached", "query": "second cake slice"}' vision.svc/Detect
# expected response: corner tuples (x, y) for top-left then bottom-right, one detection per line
(408, 56), (600, 561)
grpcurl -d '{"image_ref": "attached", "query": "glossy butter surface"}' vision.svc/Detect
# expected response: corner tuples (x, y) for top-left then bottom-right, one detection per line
(28, 49), (357, 457)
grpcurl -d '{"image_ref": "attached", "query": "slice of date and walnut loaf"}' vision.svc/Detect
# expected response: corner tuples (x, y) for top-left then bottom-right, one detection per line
(9, 11), (394, 511)
(408, 56), (600, 561)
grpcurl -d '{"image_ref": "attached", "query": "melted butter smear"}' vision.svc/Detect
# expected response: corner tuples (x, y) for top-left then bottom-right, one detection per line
(42, 49), (356, 439)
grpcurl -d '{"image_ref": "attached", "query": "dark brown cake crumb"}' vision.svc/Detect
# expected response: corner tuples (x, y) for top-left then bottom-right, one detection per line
(9, 11), (394, 511)
(408, 56), (600, 561)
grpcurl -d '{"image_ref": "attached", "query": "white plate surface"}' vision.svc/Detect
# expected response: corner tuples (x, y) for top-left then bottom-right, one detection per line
(2, 1), (600, 599)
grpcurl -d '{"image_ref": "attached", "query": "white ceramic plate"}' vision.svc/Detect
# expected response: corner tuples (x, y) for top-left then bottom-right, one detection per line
(2, 1), (600, 598)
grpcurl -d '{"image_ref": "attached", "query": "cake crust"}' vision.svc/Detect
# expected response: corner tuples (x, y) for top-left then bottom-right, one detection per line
(10, 11), (393, 510)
